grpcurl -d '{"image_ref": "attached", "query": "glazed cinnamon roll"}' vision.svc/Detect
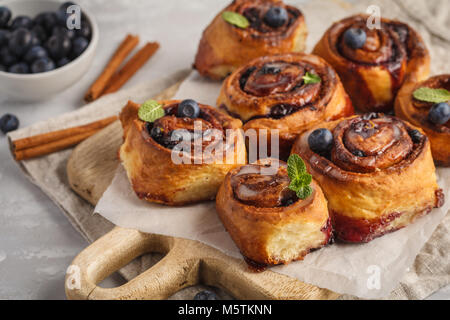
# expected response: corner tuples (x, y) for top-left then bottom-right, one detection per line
(217, 53), (354, 160)
(292, 114), (444, 243)
(216, 159), (332, 265)
(194, 0), (307, 80)
(395, 75), (450, 166)
(313, 14), (430, 113)
(119, 99), (246, 206)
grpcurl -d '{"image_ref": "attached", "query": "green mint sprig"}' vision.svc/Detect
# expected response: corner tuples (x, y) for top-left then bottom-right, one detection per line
(413, 87), (450, 104)
(222, 11), (249, 29)
(287, 154), (313, 200)
(138, 100), (165, 123)
(303, 72), (321, 84)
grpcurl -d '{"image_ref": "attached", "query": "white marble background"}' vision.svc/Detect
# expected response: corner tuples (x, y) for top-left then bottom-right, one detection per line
(0, 0), (448, 299)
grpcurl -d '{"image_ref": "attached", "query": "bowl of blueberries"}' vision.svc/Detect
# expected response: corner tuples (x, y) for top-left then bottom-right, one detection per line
(0, 0), (98, 101)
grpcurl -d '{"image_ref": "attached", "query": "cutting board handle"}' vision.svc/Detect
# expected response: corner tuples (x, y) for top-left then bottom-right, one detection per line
(65, 227), (339, 300)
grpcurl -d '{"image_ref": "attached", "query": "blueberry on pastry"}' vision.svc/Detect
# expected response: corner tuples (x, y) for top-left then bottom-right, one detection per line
(216, 157), (332, 265)
(292, 114), (444, 243)
(194, 0), (308, 80)
(119, 99), (247, 206)
(395, 74), (450, 166)
(313, 14), (430, 113)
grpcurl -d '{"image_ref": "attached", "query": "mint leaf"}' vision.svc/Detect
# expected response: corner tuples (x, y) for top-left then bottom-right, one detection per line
(138, 100), (164, 123)
(222, 11), (249, 29)
(303, 72), (321, 84)
(287, 154), (313, 200)
(413, 87), (450, 104)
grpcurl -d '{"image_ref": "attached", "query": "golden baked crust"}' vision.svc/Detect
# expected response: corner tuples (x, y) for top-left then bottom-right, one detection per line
(216, 159), (331, 265)
(313, 14), (430, 113)
(119, 100), (247, 206)
(291, 114), (444, 243)
(194, 0), (307, 80)
(217, 52), (354, 160)
(395, 74), (450, 167)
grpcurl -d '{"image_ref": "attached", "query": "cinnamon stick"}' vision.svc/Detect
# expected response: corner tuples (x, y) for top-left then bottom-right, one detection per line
(84, 34), (140, 102)
(101, 42), (160, 96)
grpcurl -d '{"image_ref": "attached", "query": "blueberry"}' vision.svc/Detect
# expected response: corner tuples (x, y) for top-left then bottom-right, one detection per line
(71, 36), (89, 58)
(150, 126), (164, 141)
(31, 25), (48, 43)
(76, 20), (91, 39)
(9, 28), (33, 57)
(428, 102), (450, 125)
(10, 16), (34, 30)
(0, 114), (19, 134)
(193, 290), (218, 301)
(56, 57), (71, 67)
(178, 99), (200, 118)
(0, 47), (18, 67)
(8, 62), (29, 74)
(24, 46), (48, 64)
(343, 28), (367, 49)
(34, 12), (58, 33)
(52, 25), (76, 40)
(31, 57), (55, 73)
(352, 149), (366, 157)
(263, 7), (288, 28)
(45, 34), (71, 60)
(0, 29), (10, 46)
(308, 128), (334, 156)
(408, 129), (423, 144)
(0, 7), (11, 28)
(30, 33), (41, 46)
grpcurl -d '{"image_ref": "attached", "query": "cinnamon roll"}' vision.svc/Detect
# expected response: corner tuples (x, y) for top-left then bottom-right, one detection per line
(395, 74), (450, 166)
(292, 114), (444, 243)
(216, 159), (332, 265)
(119, 99), (246, 206)
(313, 14), (430, 113)
(194, 0), (307, 80)
(217, 53), (354, 160)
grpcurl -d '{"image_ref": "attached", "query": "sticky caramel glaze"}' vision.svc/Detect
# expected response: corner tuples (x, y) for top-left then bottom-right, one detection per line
(216, 159), (331, 265)
(395, 74), (450, 166)
(119, 100), (247, 206)
(194, 0), (308, 80)
(291, 115), (444, 243)
(217, 53), (354, 160)
(313, 14), (430, 113)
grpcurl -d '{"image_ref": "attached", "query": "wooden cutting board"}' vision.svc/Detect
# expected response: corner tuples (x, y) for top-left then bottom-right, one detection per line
(64, 83), (340, 300)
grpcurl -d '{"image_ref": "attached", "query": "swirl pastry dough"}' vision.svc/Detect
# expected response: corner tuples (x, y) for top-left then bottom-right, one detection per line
(194, 0), (307, 80)
(216, 159), (332, 265)
(313, 14), (430, 113)
(395, 74), (450, 166)
(217, 53), (354, 160)
(119, 100), (246, 206)
(292, 114), (444, 243)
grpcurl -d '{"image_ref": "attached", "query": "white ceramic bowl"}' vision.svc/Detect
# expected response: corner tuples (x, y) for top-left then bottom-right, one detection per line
(0, 0), (99, 101)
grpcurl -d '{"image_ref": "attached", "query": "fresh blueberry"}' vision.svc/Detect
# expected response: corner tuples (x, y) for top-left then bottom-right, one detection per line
(34, 12), (58, 33)
(0, 29), (10, 46)
(263, 7), (288, 28)
(31, 25), (48, 43)
(193, 290), (218, 300)
(8, 62), (29, 74)
(10, 16), (34, 30)
(0, 114), (20, 134)
(45, 34), (71, 60)
(428, 102), (450, 125)
(30, 33), (41, 46)
(71, 36), (88, 58)
(408, 129), (423, 144)
(56, 57), (70, 67)
(0, 47), (18, 67)
(0, 64), (5, 72)
(0, 7), (11, 28)
(24, 46), (48, 64)
(9, 28), (33, 57)
(31, 57), (55, 73)
(343, 28), (367, 49)
(52, 25), (76, 40)
(178, 99), (200, 118)
(76, 20), (91, 39)
(308, 128), (334, 156)
(352, 149), (366, 157)
(150, 126), (164, 141)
